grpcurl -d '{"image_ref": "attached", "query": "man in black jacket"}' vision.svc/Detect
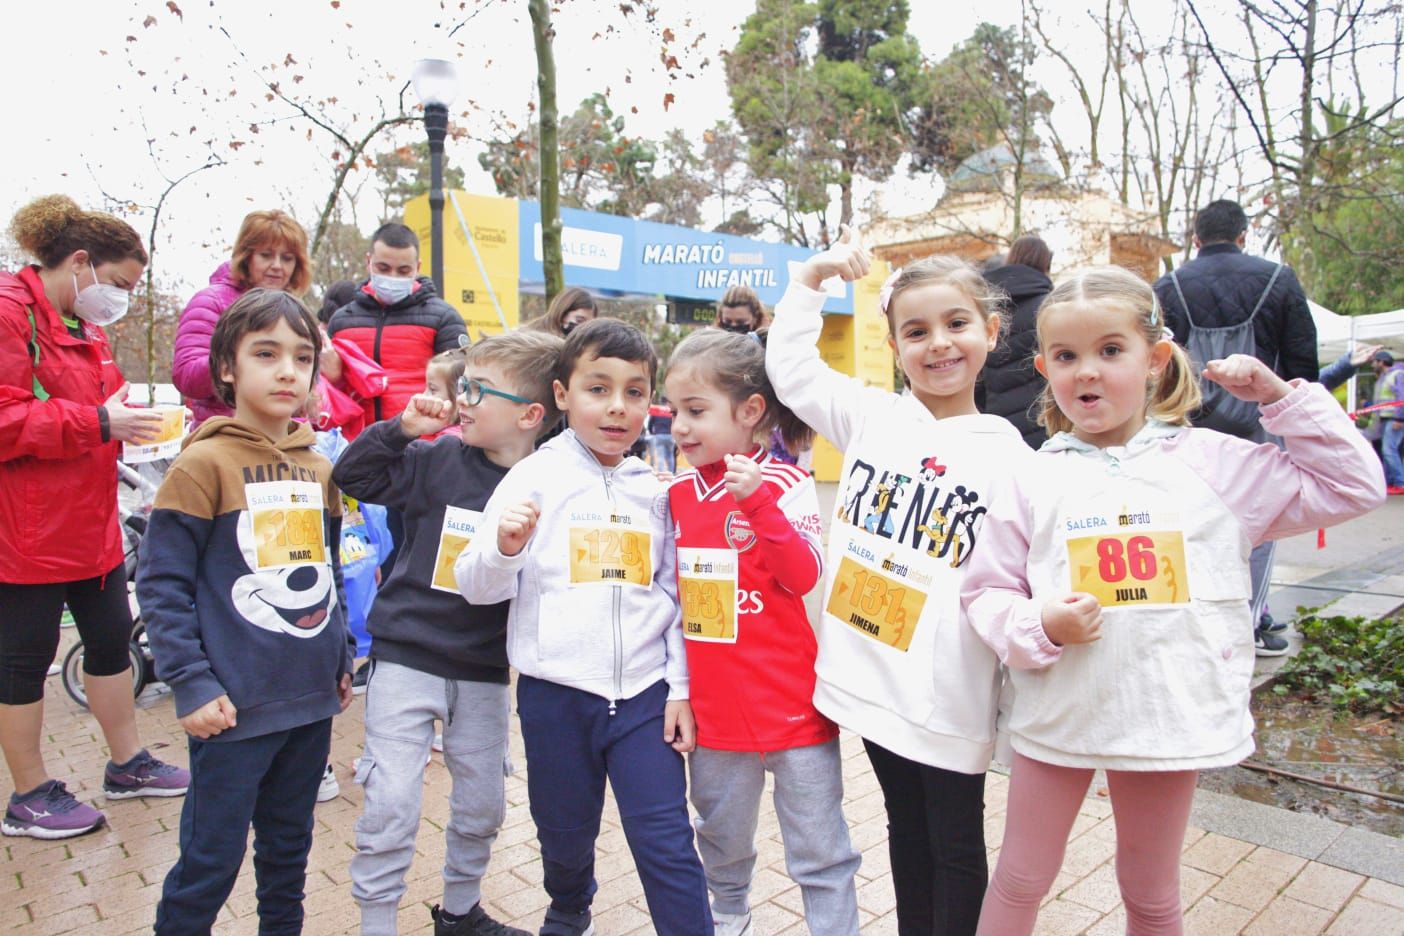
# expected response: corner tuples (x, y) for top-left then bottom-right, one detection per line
(981, 235), (1054, 449)
(1153, 199), (1317, 658)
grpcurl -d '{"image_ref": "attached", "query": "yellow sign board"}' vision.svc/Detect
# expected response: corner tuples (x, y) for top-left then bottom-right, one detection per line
(405, 190), (521, 337)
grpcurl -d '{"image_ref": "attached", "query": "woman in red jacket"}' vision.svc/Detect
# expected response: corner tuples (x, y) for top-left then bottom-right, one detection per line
(0, 195), (190, 840)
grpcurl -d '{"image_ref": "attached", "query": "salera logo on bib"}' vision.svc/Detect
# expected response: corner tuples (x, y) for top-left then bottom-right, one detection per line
(724, 511), (756, 552)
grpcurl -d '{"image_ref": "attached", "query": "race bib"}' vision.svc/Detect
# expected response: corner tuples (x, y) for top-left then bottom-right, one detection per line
(825, 554), (929, 651)
(432, 506), (482, 593)
(677, 547), (738, 642)
(122, 406), (187, 464)
(568, 506), (653, 588)
(246, 481), (326, 570)
(1066, 531), (1191, 606)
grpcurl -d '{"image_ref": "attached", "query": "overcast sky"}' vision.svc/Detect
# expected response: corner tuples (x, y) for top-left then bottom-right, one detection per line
(3, 0), (1387, 291)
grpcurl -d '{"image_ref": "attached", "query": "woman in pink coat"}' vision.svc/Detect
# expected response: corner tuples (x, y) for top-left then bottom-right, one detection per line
(172, 210), (312, 425)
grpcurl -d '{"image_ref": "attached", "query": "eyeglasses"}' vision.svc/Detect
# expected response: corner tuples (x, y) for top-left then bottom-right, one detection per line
(456, 376), (533, 406)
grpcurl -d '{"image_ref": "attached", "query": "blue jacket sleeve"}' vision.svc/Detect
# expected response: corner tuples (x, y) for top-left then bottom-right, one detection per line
(1318, 352), (1355, 392)
(137, 506), (226, 718)
(330, 417), (421, 511)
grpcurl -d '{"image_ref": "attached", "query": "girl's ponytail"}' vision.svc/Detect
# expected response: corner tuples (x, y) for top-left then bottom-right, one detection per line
(1147, 339), (1201, 426)
(668, 328), (815, 455)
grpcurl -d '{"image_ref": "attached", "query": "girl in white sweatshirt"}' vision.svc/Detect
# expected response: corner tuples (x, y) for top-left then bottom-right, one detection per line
(766, 229), (1033, 935)
(962, 266), (1384, 935)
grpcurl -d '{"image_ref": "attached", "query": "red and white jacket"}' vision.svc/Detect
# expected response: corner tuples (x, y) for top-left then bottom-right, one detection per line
(669, 447), (836, 752)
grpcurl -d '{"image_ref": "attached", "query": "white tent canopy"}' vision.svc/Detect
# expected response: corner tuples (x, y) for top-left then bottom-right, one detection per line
(1309, 301), (1404, 411)
(1311, 301), (1404, 359)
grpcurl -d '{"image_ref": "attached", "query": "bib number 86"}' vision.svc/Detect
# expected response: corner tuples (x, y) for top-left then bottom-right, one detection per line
(1096, 535), (1156, 583)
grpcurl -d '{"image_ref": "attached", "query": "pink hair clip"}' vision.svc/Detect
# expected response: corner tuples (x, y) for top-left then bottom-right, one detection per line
(878, 267), (903, 314)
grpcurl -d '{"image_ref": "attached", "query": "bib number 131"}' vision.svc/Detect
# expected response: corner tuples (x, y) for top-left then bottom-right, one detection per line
(1066, 531), (1190, 606)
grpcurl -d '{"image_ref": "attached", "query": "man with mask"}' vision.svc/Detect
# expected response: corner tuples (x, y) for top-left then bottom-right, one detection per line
(714, 284), (766, 334)
(327, 223), (468, 427)
(327, 223), (468, 586)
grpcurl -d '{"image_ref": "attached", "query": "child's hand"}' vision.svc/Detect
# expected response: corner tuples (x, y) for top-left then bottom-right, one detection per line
(722, 453), (763, 501)
(1040, 593), (1103, 646)
(664, 699), (697, 753)
(497, 500), (540, 556)
(1203, 355), (1293, 406)
(318, 328), (343, 383)
(797, 226), (870, 290)
(179, 694), (238, 739)
(399, 392), (456, 439)
(337, 673), (353, 712)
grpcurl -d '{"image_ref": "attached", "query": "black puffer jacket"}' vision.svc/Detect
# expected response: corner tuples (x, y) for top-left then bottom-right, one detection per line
(1152, 243), (1317, 382)
(978, 263), (1051, 449)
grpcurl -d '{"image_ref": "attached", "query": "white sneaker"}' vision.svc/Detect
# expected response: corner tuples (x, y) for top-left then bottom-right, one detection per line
(316, 764), (339, 802)
(713, 910), (752, 936)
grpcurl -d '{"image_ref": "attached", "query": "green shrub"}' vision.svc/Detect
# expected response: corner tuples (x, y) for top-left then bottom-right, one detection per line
(1272, 609), (1403, 714)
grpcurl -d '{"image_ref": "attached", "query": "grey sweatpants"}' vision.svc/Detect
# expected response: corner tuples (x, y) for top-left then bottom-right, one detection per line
(688, 739), (861, 935)
(350, 659), (510, 935)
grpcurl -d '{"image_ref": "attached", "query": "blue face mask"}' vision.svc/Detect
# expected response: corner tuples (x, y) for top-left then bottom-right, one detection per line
(370, 273), (414, 305)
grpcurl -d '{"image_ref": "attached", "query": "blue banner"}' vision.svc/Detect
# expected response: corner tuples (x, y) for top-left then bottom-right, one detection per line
(517, 201), (851, 314)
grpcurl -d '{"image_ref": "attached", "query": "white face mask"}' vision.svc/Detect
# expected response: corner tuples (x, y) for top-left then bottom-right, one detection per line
(370, 273), (415, 305)
(72, 262), (130, 326)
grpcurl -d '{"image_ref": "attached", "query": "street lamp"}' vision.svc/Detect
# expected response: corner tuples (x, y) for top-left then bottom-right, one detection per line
(411, 57), (460, 294)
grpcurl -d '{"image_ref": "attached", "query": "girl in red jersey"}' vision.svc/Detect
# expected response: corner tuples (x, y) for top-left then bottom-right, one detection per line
(665, 329), (861, 936)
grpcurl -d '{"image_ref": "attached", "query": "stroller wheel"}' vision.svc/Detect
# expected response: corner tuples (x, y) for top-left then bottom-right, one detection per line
(60, 640), (148, 710)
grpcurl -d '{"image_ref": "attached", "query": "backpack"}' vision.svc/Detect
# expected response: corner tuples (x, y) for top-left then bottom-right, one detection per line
(1169, 263), (1282, 438)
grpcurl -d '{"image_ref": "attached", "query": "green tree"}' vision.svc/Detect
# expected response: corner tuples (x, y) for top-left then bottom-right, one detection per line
(374, 142), (466, 224)
(726, 0), (835, 245)
(1283, 107), (1404, 315)
(812, 0), (926, 224)
(915, 23), (1052, 178)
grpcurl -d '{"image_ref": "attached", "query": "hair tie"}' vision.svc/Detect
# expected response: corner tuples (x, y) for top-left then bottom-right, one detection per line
(1162, 326), (1175, 342)
(878, 267), (903, 314)
(1148, 295), (1160, 327)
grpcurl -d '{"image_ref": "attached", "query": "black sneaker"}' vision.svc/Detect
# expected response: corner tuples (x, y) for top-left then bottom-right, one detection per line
(539, 906), (594, 936)
(432, 903), (530, 936)
(352, 661), (371, 695)
(1259, 611), (1288, 634)
(1254, 627), (1289, 657)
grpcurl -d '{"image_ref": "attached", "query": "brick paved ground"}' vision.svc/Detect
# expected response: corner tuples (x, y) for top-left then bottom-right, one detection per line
(4, 650), (1402, 935)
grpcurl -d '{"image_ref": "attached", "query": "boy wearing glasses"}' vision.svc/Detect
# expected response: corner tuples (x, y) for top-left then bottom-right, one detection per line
(333, 330), (564, 936)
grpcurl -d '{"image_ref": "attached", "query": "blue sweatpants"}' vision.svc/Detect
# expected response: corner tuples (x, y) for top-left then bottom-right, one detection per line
(154, 718), (332, 935)
(517, 676), (711, 935)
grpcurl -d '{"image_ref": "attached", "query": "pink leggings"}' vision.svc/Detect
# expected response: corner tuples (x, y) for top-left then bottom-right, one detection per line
(976, 753), (1197, 936)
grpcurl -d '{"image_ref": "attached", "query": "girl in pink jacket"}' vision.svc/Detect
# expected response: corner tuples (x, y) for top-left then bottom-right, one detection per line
(962, 266), (1384, 935)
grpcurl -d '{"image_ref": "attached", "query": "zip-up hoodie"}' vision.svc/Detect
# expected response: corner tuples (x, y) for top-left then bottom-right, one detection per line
(137, 417), (351, 742)
(961, 383), (1384, 771)
(454, 429), (688, 702)
(766, 281), (1035, 773)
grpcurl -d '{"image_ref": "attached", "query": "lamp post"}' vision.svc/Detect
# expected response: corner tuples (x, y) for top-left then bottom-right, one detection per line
(411, 57), (460, 295)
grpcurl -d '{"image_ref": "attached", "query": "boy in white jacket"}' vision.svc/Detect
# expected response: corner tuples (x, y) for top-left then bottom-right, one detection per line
(455, 319), (710, 936)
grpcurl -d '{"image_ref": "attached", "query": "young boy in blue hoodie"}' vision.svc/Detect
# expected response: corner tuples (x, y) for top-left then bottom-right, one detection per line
(138, 290), (354, 934)
(333, 331), (564, 936)
(455, 319), (711, 936)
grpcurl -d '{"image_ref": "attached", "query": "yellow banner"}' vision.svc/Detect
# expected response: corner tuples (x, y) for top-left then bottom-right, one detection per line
(406, 190), (520, 337)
